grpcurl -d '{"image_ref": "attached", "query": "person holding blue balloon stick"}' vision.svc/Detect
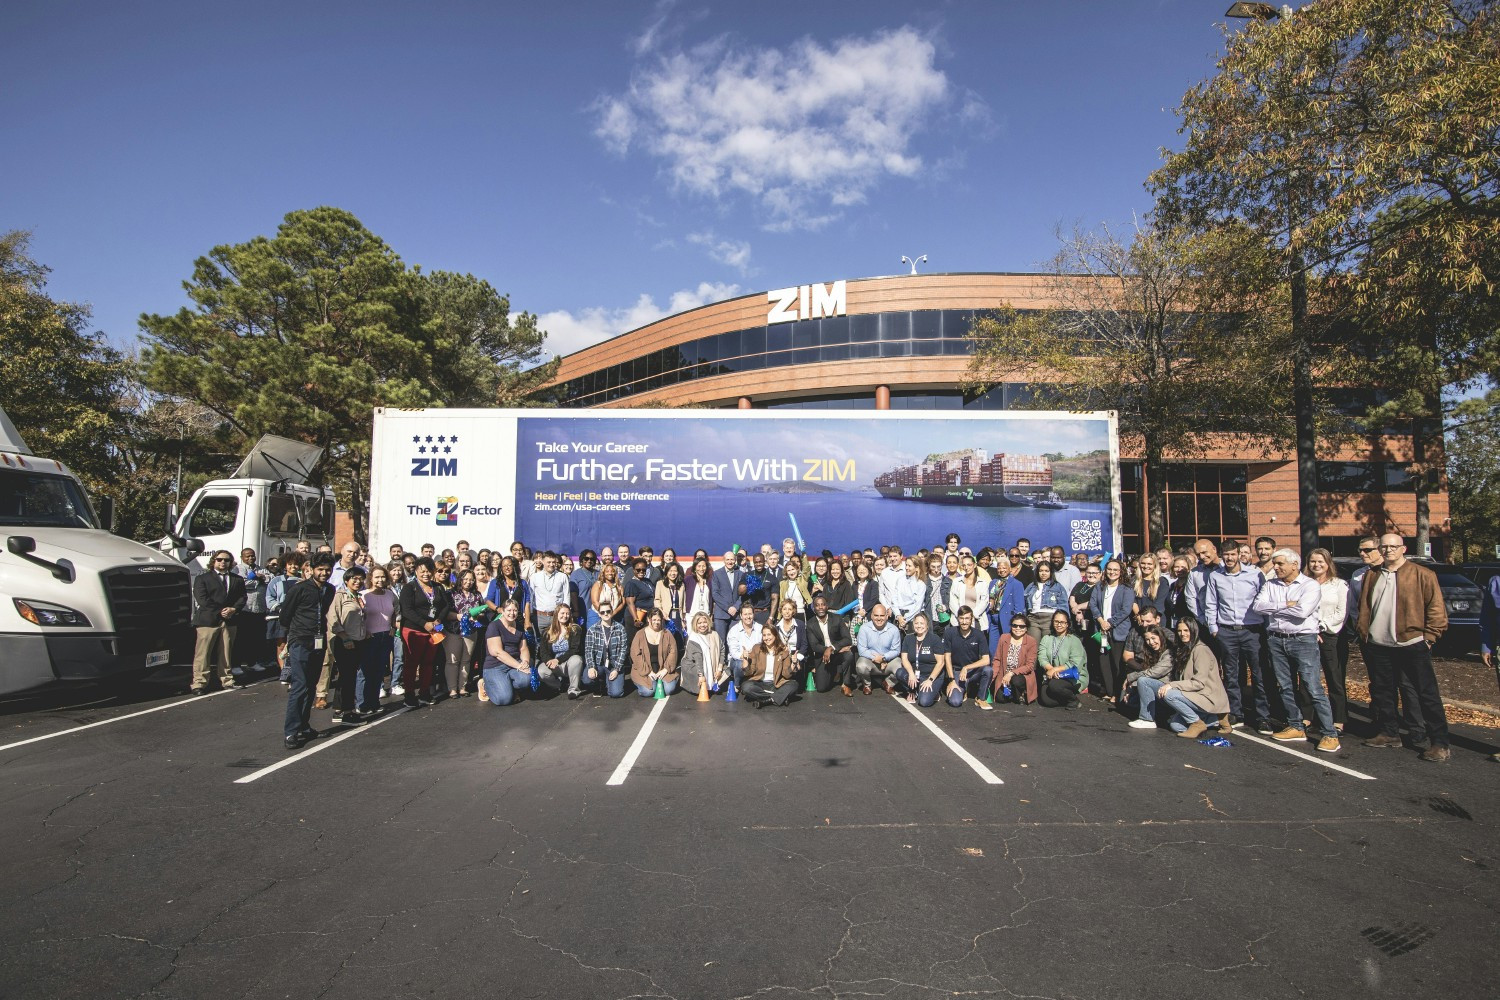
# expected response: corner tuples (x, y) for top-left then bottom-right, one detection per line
(1037, 610), (1088, 709)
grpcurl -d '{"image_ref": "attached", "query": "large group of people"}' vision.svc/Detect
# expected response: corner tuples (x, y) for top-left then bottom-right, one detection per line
(188, 531), (1456, 759)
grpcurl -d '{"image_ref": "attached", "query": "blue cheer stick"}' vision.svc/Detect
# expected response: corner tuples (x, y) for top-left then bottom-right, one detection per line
(834, 599), (859, 616)
(788, 512), (807, 554)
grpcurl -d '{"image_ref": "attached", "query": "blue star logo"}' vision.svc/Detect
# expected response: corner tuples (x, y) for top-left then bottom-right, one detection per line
(425, 435), (433, 443)
(450, 435), (459, 444)
(443, 446), (451, 454)
(411, 435), (420, 443)
(418, 446), (427, 454)
(437, 435), (447, 443)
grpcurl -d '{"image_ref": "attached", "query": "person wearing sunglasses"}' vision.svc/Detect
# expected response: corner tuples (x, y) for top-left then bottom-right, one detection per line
(191, 550), (248, 694)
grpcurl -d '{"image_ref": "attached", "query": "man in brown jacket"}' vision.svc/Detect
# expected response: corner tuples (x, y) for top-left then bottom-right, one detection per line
(1356, 533), (1450, 761)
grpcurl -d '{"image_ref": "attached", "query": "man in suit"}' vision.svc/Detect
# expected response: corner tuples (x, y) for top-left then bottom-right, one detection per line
(192, 549), (248, 693)
(710, 549), (745, 647)
(762, 549), (784, 595)
(806, 594), (856, 694)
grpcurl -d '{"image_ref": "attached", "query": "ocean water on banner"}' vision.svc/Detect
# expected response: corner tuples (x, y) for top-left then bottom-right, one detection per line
(523, 492), (1113, 557)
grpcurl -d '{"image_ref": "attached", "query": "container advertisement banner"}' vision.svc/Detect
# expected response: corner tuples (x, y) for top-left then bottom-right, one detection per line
(370, 409), (1121, 558)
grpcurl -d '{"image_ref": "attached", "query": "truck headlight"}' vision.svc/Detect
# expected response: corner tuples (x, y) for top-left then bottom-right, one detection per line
(13, 599), (92, 627)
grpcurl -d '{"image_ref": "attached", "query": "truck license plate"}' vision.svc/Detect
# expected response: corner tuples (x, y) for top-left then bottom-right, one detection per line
(145, 650), (170, 668)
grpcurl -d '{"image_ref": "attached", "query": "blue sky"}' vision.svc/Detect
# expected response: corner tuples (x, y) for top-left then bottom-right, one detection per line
(3, 0), (1235, 361)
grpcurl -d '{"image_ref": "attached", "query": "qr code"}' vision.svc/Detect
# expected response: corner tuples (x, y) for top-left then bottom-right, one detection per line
(1070, 519), (1103, 552)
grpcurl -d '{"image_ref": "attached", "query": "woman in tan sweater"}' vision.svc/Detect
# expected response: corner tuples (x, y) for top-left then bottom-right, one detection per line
(629, 608), (680, 696)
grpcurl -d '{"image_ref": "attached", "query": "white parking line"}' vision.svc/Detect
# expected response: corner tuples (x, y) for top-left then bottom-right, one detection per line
(0, 685), (242, 754)
(1233, 729), (1377, 780)
(606, 696), (670, 786)
(233, 707), (415, 784)
(888, 693), (1003, 785)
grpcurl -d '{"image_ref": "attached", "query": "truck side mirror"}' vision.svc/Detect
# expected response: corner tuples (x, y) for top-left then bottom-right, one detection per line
(98, 497), (115, 533)
(187, 538), (205, 556)
(5, 535), (75, 581)
(164, 503), (180, 539)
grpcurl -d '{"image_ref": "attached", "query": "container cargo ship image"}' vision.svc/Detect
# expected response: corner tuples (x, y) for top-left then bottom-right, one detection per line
(873, 449), (1067, 508)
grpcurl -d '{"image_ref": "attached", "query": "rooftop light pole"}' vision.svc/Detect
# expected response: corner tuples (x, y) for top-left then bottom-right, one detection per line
(900, 254), (927, 275)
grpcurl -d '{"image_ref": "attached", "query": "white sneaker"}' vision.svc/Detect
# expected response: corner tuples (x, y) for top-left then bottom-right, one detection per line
(976, 700), (994, 711)
(1128, 719), (1156, 729)
(390, 684), (405, 697)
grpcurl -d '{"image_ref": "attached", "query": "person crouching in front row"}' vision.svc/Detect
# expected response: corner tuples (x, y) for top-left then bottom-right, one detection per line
(630, 608), (680, 697)
(1037, 610), (1088, 709)
(539, 602), (586, 699)
(989, 615), (1036, 706)
(1133, 618), (1230, 738)
(583, 600), (629, 697)
(741, 624), (798, 708)
(479, 599), (543, 706)
(679, 611), (727, 694)
(896, 612), (949, 707)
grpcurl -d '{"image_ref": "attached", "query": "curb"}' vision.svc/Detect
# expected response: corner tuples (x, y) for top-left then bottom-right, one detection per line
(1441, 697), (1500, 718)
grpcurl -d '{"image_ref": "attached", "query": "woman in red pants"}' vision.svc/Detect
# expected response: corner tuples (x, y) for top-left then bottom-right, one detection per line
(397, 557), (453, 707)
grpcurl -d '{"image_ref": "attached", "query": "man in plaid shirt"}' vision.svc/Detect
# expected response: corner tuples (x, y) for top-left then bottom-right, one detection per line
(584, 600), (628, 698)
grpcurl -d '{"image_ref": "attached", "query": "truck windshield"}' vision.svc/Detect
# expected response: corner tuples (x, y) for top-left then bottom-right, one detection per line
(0, 468), (99, 529)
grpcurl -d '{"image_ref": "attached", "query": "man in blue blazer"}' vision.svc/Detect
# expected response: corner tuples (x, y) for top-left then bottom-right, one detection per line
(710, 548), (745, 647)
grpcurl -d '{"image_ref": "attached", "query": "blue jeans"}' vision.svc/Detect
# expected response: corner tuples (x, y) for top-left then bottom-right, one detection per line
(582, 660), (628, 698)
(356, 631), (390, 712)
(635, 678), (680, 697)
(1137, 676), (1220, 731)
(894, 666), (940, 707)
(1265, 632), (1335, 736)
(283, 639), (319, 739)
(729, 657), (744, 687)
(483, 663), (566, 706)
(954, 663), (993, 704)
(389, 629), (404, 690)
(1213, 626), (1270, 723)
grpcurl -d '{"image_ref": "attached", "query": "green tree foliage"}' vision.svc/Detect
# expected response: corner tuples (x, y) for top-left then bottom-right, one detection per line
(1446, 390), (1500, 562)
(962, 221), (1284, 549)
(0, 230), (134, 494)
(109, 395), (244, 543)
(1152, 0), (1499, 553)
(140, 207), (557, 540)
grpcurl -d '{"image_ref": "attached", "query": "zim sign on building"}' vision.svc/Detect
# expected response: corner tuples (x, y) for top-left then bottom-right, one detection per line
(541, 271), (1447, 557)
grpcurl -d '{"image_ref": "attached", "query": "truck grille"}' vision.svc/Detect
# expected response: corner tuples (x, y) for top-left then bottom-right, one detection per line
(102, 565), (192, 654)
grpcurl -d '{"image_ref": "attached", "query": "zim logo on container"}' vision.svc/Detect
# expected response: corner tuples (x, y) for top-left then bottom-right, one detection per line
(436, 498), (459, 526)
(410, 433), (458, 476)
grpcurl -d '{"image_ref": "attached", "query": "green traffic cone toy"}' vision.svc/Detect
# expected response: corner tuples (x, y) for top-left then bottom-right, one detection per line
(805, 669), (816, 692)
(654, 679), (667, 700)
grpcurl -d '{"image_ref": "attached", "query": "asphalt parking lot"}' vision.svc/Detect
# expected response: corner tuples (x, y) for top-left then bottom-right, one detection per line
(2, 671), (1497, 1000)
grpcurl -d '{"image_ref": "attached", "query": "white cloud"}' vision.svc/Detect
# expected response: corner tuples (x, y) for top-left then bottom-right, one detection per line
(537, 281), (742, 358)
(687, 231), (752, 273)
(595, 26), (966, 230)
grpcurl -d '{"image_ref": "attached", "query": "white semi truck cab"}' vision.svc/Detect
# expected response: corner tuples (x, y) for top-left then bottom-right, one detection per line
(0, 408), (194, 695)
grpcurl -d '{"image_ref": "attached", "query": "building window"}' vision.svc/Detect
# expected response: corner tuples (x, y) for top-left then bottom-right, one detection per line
(553, 307), (1024, 406)
(1317, 461), (1414, 493)
(1120, 462), (1142, 554)
(1149, 463), (1250, 551)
